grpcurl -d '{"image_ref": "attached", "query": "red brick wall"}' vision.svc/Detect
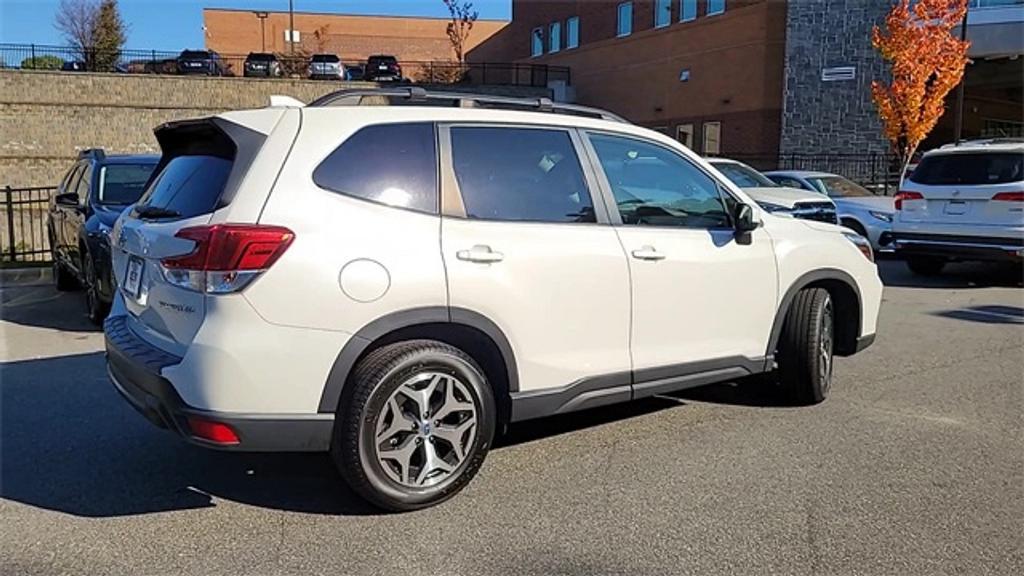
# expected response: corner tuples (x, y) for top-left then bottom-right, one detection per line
(469, 0), (785, 156)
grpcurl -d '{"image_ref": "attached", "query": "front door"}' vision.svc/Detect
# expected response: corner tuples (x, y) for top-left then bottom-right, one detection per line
(582, 132), (778, 393)
(440, 125), (632, 399)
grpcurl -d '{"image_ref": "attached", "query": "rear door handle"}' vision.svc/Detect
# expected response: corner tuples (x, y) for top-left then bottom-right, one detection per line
(631, 246), (666, 261)
(456, 245), (504, 263)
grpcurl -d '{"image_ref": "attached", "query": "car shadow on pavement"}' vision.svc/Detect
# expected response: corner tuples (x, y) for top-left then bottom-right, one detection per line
(0, 352), (786, 518)
(933, 304), (1024, 325)
(0, 284), (101, 333)
(878, 259), (1023, 289)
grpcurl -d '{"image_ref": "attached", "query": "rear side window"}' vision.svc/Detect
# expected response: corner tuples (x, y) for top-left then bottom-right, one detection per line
(450, 127), (595, 223)
(910, 152), (1023, 185)
(98, 163), (158, 204)
(313, 123), (438, 214)
(138, 156), (232, 218)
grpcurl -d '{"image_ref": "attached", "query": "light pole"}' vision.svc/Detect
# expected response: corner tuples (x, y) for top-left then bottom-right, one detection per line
(954, 9), (969, 144)
(253, 11), (269, 52)
(289, 0), (295, 56)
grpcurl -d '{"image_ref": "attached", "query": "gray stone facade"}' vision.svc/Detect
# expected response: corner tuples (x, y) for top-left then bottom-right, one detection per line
(781, 0), (892, 155)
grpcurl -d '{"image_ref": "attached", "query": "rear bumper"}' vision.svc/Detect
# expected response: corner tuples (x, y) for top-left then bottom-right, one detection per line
(892, 233), (1024, 262)
(105, 314), (333, 452)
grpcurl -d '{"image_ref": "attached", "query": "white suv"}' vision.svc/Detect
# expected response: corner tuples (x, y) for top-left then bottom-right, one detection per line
(893, 140), (1024, 275)
(105, 89), (882, 511)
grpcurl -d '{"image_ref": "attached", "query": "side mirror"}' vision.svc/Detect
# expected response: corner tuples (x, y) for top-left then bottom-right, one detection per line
(55, 192), (79, 207)
(734, 203), (761, 234)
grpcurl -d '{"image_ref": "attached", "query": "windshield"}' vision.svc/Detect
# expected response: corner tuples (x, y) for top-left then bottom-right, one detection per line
(711, 162), (778, 188)
(808, 176), (873, 197)
(98, 163), (158, 204)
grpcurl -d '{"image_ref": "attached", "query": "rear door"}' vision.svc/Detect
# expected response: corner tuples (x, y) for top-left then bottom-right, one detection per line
(901, 151), (1024, 228)
(440, 124), (632, 398)
(66, 162), (93, 273)
(52, 163), (83, 259)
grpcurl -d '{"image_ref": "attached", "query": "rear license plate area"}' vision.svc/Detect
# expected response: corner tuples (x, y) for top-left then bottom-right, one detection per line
(124, 256), (144, 299)
(944, 200), (968, 215)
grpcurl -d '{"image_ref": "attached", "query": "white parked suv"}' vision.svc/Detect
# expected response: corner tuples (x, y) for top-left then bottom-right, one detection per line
(893, 140), (1024, 275)
(105, 89), (882, 511)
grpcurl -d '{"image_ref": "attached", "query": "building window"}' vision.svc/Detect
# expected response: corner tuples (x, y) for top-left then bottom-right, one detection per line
(566, 17), (580, 49)
(677, 124), (694, 148)
(531, 27), (544, 57)
(680, 0), (696, 22)
(549, 22), (561, 53)
(702, 122), (721, 155)
(617, 2), (633, 37)
(655, 0), (671, 28)
(708, 0), (726, 16)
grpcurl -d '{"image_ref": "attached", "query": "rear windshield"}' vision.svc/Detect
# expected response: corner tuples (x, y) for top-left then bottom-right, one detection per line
(312, 54), (340, 63)
(910, 152), (1024, 185)
(247, 53), (274, 61)
(180, 51), (210, 59)
(135, 156), (232, 219)
(98, 163), (157, 204)
(368, 56), (397, 64)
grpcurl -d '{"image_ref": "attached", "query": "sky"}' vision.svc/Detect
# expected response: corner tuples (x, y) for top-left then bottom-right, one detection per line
(0, 0), (512, 51)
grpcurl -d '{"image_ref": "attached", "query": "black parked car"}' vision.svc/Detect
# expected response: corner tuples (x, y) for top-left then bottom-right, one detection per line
(243, 52), (282, 78)
(49, 149), (159, 323)
(177, 49), (227, 76)
(363, 55), (403, 82)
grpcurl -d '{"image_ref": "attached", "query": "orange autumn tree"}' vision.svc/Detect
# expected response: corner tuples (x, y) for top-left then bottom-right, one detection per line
(871, 0), (970, 180)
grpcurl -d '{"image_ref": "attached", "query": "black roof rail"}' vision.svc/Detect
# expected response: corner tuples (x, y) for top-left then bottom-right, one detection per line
(78, 148), (106, 161)
(307, 87), (629, 124)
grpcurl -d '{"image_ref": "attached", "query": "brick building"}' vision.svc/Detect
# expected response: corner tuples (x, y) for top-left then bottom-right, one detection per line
(468, 0), (786, 156)
(202, 8), (508, 64)
(469, 0), (1023, 158)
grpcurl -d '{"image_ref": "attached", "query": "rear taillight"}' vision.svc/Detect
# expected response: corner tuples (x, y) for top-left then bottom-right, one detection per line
(160, 224), (294, 294)
(894, 190), (924, 210)
(992, 191), (1024, 202)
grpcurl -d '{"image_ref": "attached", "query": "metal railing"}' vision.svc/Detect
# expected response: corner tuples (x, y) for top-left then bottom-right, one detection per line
(718, 153), (902, 195)
(2, 186), (54, 266)
(0, 43), (570, 88)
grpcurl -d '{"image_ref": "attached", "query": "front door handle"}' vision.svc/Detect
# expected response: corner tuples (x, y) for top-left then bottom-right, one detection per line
(631, 246), (666, 261)
(456, 245), (504, 263)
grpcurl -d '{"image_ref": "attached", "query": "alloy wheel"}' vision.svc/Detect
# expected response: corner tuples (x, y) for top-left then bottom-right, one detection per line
(819, 296), (834, 393)
(373, 371), (478, 488)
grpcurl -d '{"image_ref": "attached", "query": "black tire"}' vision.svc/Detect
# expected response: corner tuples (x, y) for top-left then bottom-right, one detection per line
(906, 256), (945, 276)
(777, 287), (835, 405)
(53, 255), (79, 292)
(82, 250), (109, 325)
(331, 339), (496, 512)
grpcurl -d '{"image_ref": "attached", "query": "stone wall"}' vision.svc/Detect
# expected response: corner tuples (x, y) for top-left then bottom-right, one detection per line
(780, 0), (890, 155)
(0, 70), (548, 187)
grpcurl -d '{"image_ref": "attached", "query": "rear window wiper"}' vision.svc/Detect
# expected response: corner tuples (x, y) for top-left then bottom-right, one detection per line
(134, 205), (181, 219)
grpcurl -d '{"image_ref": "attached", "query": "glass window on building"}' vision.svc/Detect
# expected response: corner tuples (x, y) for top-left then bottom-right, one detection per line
(531, 27), (544, 57)
(680, 0), (697, 22)
(550, 22), (561, 53)
(566, 16), (580, 49)
(676, 124), (694, 149)
(617, 2), (633, 37)
(655, 0), (671, 28)
(702, 122), (721, 155)
(708, 0), (726, 16)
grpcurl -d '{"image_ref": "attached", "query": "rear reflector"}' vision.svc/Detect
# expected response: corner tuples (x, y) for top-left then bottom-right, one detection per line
(161, 224), (294, 294)
(894, 191), (924, 210)
(992, 191), (1024, 202)
(187, 417), (240, 445)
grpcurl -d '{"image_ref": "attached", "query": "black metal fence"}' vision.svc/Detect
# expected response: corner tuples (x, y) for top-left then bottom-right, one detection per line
(720, 153), (902, 195)
(2, 186), (54, 266)
(0, 43), (570, 88)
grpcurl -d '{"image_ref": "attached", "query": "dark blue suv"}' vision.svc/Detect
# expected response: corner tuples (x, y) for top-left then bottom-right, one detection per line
(49, 149), (158, 323)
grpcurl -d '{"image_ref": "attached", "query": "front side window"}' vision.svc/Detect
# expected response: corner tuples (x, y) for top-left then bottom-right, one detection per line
(74, 164), (93, 202)
(450, 127), (595, 224)
(313, 123), (438, 214)
(98, 164), (158, 204)
(617, 2), (633, 37)
(566, 17), (580, 49)
(549, 22), (561, 53)
(588, 133), (730, 229)
(708, 0), (726, 16)
(531, 27), (544, 57)
(655, 0), (671, 28)
(680, 0), (697, 21)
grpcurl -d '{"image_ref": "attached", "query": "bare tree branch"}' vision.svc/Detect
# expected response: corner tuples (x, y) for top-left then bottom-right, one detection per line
(55, 0), (99, 61)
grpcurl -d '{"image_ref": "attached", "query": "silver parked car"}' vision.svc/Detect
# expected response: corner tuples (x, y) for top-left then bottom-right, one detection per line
(309, 53), (345, 80)
(765, 171), (896, 252)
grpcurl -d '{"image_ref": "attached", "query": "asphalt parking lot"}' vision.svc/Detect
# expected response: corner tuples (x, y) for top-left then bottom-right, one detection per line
(1, 261), (1022, 576)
